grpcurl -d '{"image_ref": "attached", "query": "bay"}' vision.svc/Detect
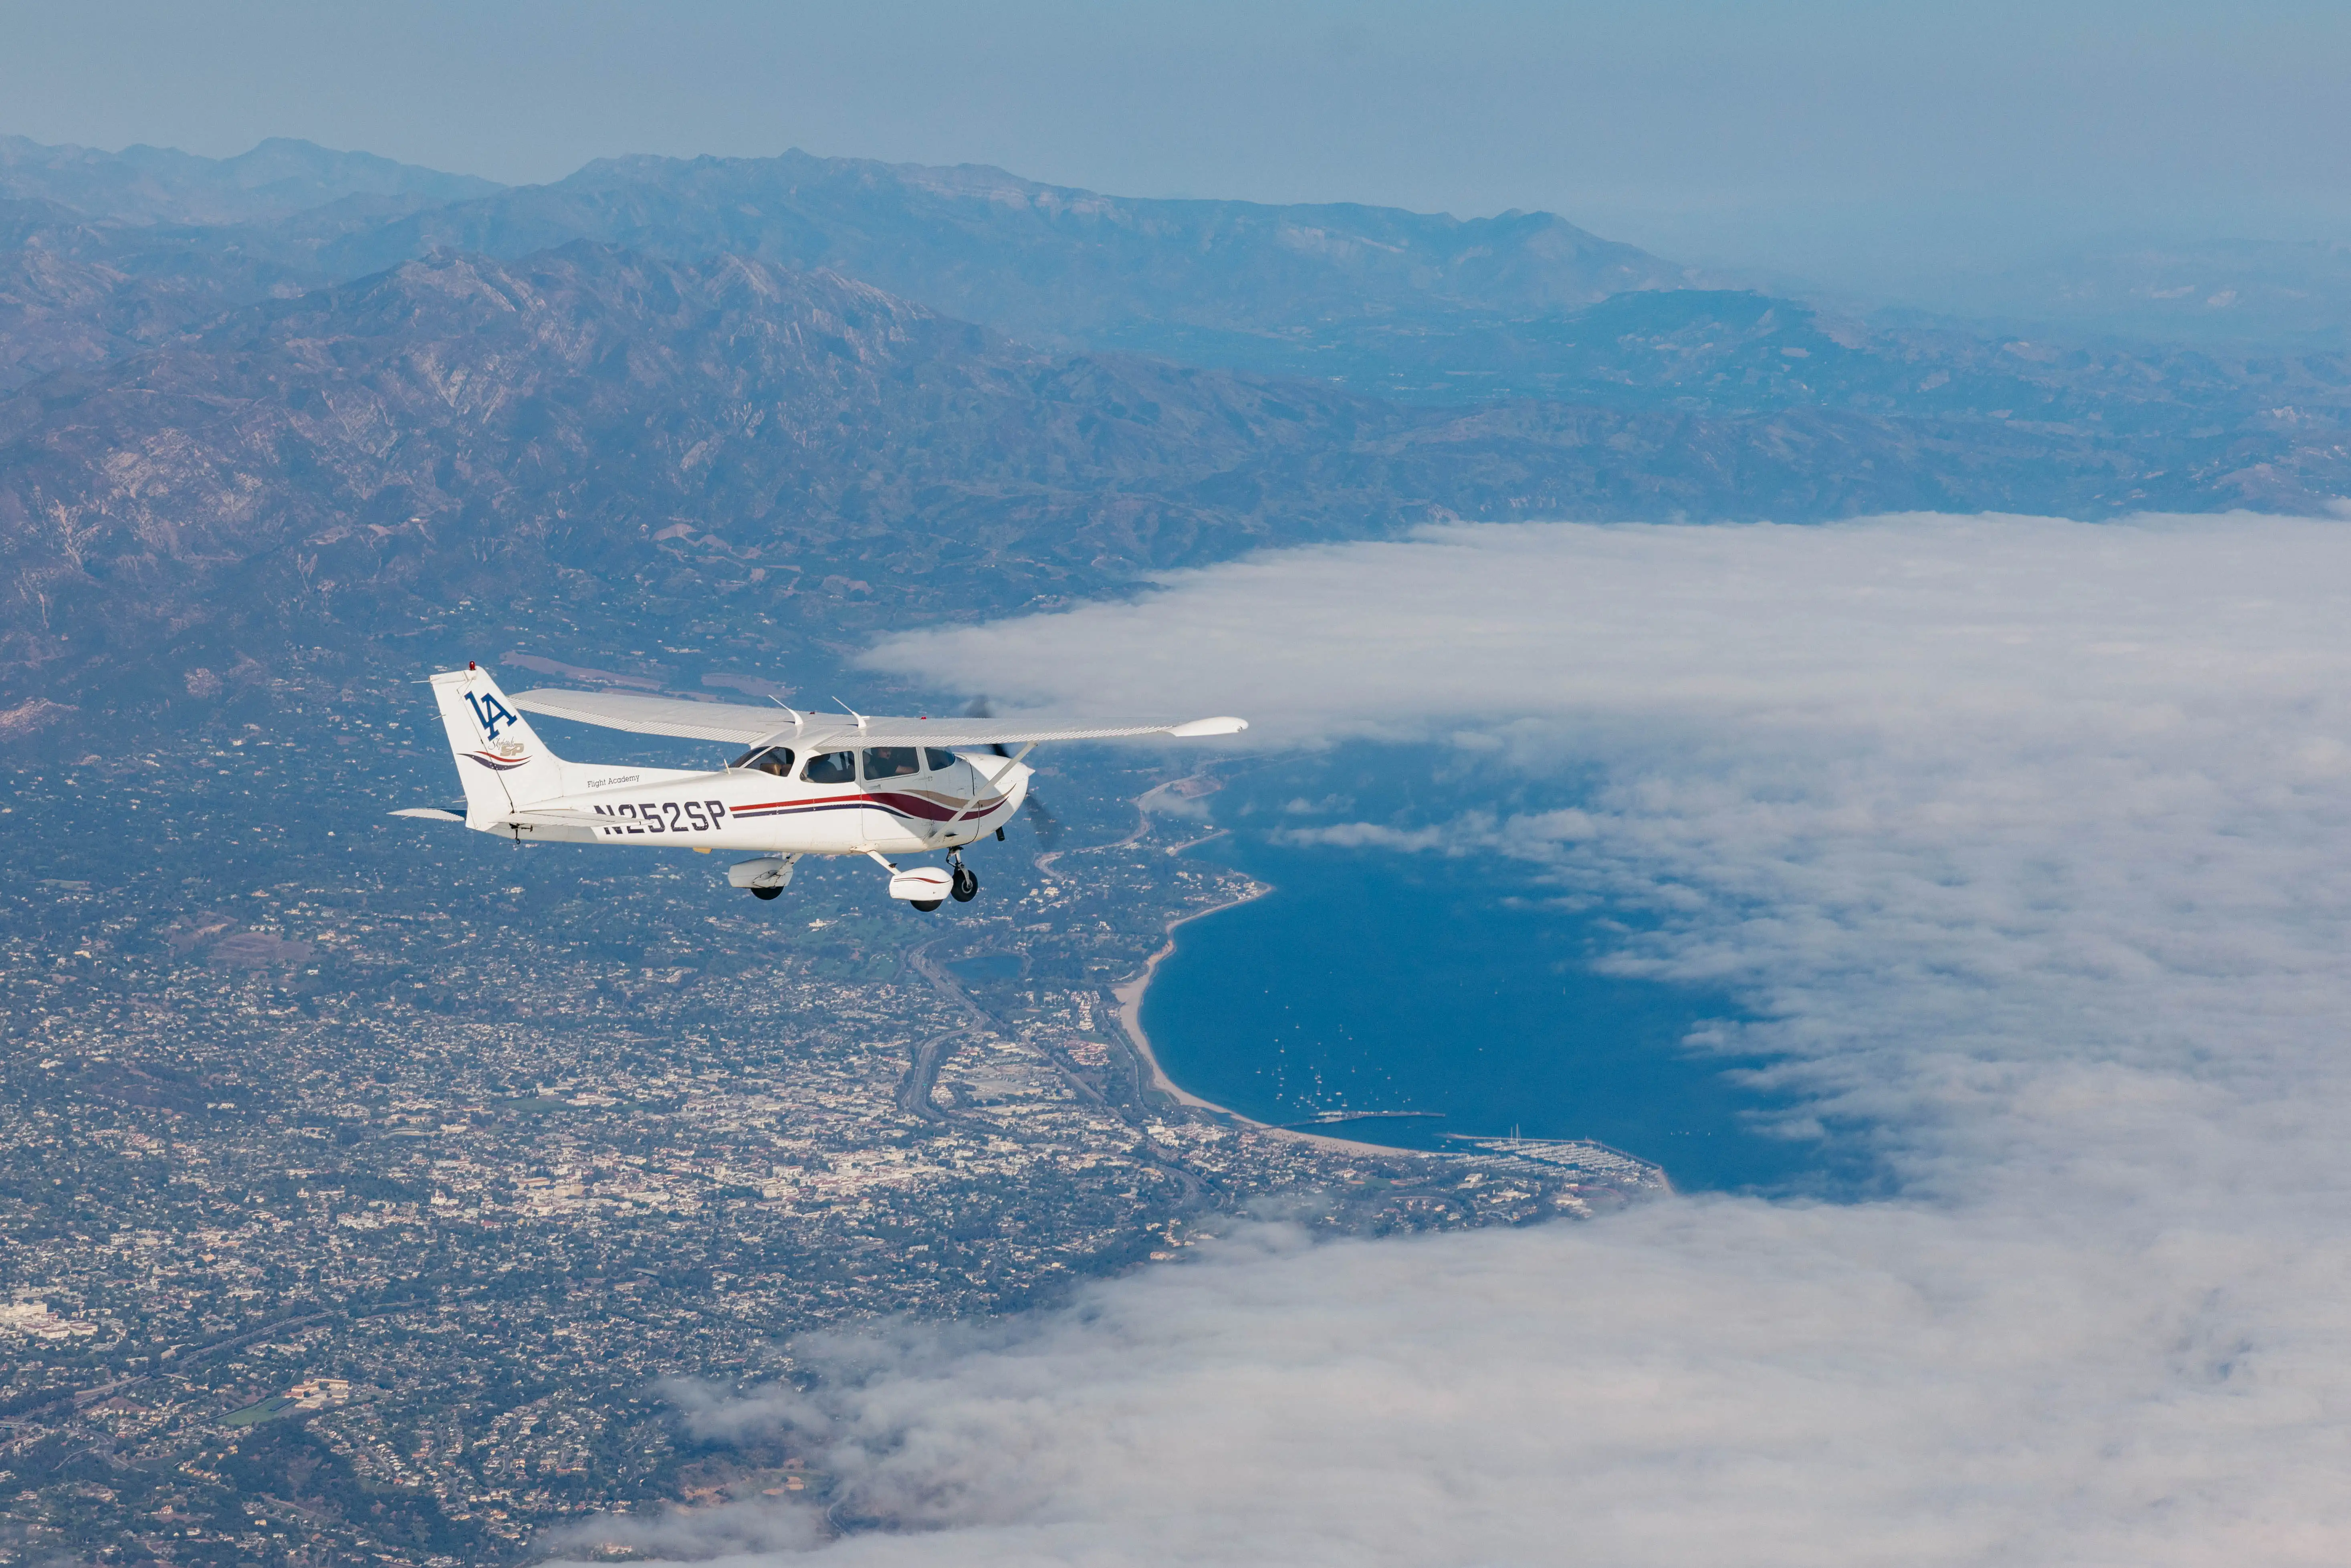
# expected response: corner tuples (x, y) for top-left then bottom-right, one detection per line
(1138, 771), (1857, 1195)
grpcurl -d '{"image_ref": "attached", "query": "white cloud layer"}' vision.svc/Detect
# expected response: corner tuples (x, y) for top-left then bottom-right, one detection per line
(573, 515), (2351, 1564)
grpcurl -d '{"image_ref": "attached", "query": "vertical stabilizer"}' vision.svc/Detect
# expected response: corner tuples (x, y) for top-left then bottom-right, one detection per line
(428, 664), (568, 827)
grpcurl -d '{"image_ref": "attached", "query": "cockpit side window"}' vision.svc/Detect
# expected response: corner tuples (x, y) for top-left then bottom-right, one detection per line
(801, 751), (857, 785)
(862, 747), (920, 780)
(923, 748), (959, 772)
(728, 746), (796, 777)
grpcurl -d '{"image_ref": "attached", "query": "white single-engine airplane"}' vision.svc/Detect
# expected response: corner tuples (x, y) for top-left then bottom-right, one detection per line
(393, 664), (1246, 910)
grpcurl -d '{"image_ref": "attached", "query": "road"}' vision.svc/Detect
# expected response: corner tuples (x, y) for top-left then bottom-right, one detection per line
(896, 1027), (965, 1122)
(896, 940), (975, 1123)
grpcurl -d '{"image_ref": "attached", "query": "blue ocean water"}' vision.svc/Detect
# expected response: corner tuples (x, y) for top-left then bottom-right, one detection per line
(1138, 763), (1856, 1194)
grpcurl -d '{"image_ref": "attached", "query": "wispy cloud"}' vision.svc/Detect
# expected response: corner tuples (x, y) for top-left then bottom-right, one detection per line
(564, 514), (2351, 1563)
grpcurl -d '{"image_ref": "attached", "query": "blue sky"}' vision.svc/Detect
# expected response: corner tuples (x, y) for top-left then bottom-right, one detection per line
(4, 1), (2346, 299)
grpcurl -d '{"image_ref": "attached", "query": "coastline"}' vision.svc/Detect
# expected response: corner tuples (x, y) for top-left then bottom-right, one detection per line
(1110, 881), (1267, 1116)
(1111, 877), (1413, 1162)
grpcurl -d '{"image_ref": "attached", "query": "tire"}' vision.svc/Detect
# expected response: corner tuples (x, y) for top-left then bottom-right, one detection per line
(750, 886), (782, 900)
(951, 866), (979, 903)
(910, 899), (943, 912)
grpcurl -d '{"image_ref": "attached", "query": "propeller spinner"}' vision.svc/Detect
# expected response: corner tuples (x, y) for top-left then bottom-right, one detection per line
(969, 696), (1063, 845)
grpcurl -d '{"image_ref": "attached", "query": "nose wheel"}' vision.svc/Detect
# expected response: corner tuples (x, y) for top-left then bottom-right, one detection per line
(949, 853), (979, 904)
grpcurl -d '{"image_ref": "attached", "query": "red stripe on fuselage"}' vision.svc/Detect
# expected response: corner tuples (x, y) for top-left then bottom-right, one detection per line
(726, 791), (999, 824)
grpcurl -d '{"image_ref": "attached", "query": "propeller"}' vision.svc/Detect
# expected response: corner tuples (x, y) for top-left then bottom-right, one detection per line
(967, 695), (1061, 845)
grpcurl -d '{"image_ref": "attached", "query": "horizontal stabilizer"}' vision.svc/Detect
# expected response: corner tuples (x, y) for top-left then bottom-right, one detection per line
(490, 807), (615, 829)
(390, 807), (465, 823)
(510, 687), (1247, 749)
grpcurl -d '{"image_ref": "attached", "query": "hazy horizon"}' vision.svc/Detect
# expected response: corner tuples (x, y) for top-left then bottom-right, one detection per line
(6, 0), (2350, 314)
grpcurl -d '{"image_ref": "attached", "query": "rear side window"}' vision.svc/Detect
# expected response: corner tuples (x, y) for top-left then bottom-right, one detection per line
(862, 747), (920, 780)
(924, 748), (959, 772)
(801, 751), (856, 785)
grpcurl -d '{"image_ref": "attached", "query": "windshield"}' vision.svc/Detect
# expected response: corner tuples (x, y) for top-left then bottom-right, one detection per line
(728, 746), (795, 777)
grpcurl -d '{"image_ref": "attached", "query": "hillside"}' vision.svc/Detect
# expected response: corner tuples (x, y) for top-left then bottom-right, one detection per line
(0, 244), (2219, 725)
(2, 139), (2347, 742)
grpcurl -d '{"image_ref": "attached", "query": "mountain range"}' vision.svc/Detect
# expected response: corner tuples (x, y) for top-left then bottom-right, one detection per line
(2, 136), (2347, 737)
(0, 134), (500, 226)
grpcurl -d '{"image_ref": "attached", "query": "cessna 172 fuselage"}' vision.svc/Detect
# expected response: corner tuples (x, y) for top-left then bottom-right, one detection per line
(395, 664), (1245, 910)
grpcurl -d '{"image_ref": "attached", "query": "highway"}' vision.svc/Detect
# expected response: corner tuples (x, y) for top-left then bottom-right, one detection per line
(896, 940), (976, 1123)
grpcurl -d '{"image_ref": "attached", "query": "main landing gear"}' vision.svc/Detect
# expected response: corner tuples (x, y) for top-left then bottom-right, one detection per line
(911, 855), (980, 913)
(729, 856), (797, 901)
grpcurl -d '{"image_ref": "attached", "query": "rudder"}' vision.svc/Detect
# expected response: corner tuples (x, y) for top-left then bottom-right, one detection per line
(429, 664), (568, 825)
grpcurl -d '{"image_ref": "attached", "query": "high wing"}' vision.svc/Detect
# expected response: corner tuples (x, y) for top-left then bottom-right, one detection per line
(508, 688), (1246, 749)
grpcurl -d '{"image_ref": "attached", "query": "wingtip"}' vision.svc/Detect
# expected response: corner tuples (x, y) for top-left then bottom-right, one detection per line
(1170, 716), (1249, 737)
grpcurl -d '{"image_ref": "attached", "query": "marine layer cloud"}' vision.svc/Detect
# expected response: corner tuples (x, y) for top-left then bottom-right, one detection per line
(569, 513), (2351, 1564)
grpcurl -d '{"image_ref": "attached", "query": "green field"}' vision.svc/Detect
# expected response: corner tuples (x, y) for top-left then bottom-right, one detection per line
(221, 1394), (296, 1428)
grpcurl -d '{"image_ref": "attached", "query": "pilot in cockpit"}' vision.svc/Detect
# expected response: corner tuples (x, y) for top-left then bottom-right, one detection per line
(729, 746), (795, 777)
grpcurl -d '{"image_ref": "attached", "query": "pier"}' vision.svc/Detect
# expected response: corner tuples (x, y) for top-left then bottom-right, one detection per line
(1271, 1110), (1447, 1130)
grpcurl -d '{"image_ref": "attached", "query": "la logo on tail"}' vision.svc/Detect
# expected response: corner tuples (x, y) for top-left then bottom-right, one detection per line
(465, 691), (520, 741)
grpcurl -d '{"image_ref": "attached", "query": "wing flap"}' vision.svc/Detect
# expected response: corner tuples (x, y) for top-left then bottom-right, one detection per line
(509, 688), (781, 745)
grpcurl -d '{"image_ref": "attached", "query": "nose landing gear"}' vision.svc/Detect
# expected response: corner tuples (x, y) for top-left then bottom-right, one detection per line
(949, 851), (980, 904)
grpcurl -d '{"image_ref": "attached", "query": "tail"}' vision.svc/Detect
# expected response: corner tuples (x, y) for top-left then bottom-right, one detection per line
(428, 664), (569, 827)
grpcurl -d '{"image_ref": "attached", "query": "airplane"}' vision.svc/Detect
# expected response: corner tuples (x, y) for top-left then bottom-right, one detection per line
(392, 663), (1247, 911)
